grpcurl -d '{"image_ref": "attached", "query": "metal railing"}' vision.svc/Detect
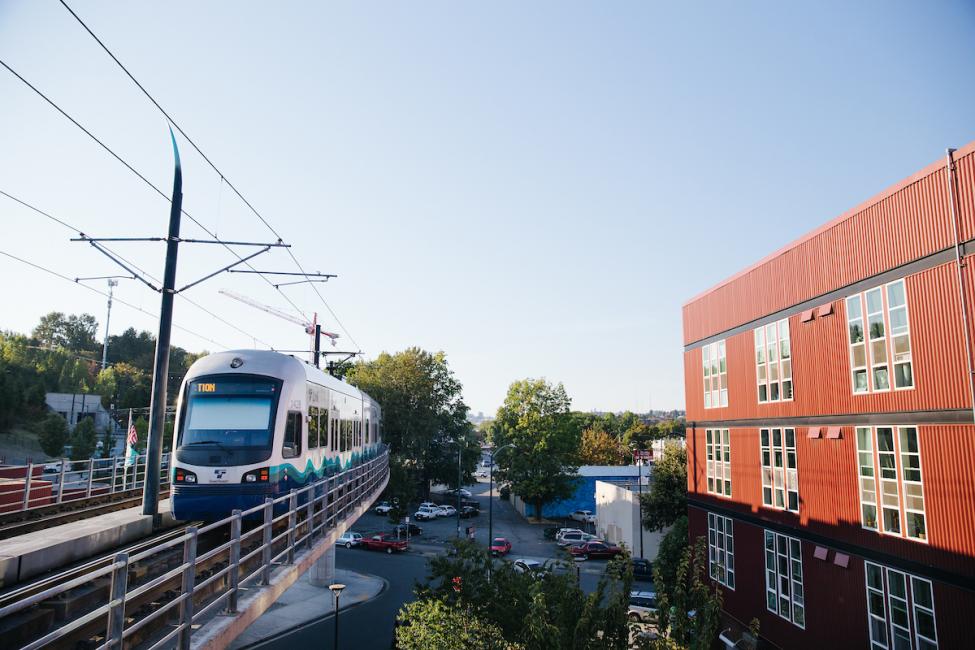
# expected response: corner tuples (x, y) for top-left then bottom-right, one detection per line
(0, 453), (171, 514)
(1, 449), (389, 650)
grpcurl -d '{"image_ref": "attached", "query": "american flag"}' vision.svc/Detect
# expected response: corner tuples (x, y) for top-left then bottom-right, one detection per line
(127, 420), (138, 446)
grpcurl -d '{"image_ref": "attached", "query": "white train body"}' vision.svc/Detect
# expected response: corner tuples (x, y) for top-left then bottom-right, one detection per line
(170, 350), (381, 520)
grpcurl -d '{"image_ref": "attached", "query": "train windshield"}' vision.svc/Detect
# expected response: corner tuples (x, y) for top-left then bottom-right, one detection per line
(179, 376), (279, 449)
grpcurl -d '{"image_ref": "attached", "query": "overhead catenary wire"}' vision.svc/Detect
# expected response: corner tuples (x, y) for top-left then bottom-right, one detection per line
(58, 0), (363, 352)
(0, 57), (312, 326)
(0, 249), (227, 350)
(0, 189), (275, 349)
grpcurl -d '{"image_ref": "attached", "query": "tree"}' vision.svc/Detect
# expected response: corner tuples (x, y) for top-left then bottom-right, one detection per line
(346, 348), (479, 492)
(492, 379), (580, 521)
(653, 537), (722, 650)
(69, 417), (98, 460)
(578, 427), (629, 465)
(425, 539), (631, 648)
(32, 312), (99, 352)
(38, 413), (69, 457)
(395, 598), (518, 650)
(652, 515), (688, 607)
(639, 443), (687, 532)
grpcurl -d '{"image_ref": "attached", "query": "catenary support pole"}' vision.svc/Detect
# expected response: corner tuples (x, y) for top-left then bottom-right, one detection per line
(314, 323), (322, 368)
(143, 129), (182, 521)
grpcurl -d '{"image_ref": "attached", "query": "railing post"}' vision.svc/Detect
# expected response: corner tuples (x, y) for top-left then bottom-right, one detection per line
(177, 527), (198, 650)
(110, 456), (118, 495)
(227, 510), (242, 614)
(261, 498), (273, 585)
(287, 490), (298, 564)
(306, 483), (316, 541)
(57, 458), (68, 503)
(22, 462), (33, 511)
(105, 552), (129, 648)
(86, 458), (94, 498)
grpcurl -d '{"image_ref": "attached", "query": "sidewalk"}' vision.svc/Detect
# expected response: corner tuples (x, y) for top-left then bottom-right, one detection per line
(230, 568), (386, 649)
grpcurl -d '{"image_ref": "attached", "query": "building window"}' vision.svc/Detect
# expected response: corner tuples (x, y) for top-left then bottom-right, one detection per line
(707, 512), (735, 589)
(755, 319), (793, 403)
(855, 426), (927, 542)
(703, 340), (727, 408)
(765, 530), (805, 628)
(846, 279), (914, 394)
(865, 562), (938, 650)
(705, 428), (731, 497)
(760, 428), (799, 512)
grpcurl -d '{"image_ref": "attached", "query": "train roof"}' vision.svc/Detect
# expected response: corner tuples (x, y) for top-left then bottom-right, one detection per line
(184, 350), (378, 407)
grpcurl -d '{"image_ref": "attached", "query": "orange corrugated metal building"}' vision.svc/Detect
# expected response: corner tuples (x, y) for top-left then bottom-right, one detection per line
(683, 143), (975, 649)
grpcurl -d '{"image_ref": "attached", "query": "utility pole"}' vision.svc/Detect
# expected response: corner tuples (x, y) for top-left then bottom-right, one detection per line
(101, 278), (118, 369)
(143, 130), (182, 522)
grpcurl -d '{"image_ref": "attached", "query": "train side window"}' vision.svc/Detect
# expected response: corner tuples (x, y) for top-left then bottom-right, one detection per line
(283, 411), (302, 458)
(308, 407), (320, 449)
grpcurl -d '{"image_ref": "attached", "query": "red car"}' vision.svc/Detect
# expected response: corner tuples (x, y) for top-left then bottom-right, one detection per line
(361, 533), (409, 554)
(490, 537), (512, 556)
(569, 540), (623, 560)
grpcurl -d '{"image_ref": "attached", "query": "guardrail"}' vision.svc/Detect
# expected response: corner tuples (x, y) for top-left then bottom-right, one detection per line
(0, 453), (171, 514)
(1, 449), (389, 650)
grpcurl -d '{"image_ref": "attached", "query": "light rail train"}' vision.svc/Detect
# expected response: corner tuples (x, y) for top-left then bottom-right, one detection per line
(170, 350), (382, 520)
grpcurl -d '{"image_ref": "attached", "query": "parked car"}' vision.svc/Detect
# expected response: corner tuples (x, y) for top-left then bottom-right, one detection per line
(631, 558), (654, 581)
(43, 461), (65, 473)
(414, 507), (439, 521)
(393, 523), (423, 537)
(570, 510), (597, 524)
(459, 505), (479, 518)
(628, 591), (659, 622)
(475, 469), (488, 478)
(361, 533), (409, 554)
(419, 501), (438, 509)
(373, 501), (395, 515)
(337, 532), (364, 548)
(569, 541), (623, 560)
(436, 505), (457, 517)
(512, 559), (551, 578)
(555, 527), (585, 540)
(490, 537), (512, 557)
(557, 531), (598, 547)
(444, 488), (472, 498)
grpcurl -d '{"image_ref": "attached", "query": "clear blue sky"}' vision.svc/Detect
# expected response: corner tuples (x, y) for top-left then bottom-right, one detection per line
(1, 1), (973, 416)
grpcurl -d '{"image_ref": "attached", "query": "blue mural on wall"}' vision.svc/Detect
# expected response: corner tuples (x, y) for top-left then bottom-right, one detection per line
(523, 468), (647, 519)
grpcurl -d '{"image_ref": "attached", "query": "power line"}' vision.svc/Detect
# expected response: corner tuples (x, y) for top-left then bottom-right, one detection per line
(0, 189), (275, 349)
(0, 249), (227, 350)
(58, 1), (363, 352)
(0, 57), (312, 325)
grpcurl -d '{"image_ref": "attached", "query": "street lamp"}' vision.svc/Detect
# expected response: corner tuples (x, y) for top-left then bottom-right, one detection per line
(329, 583), (346, 649)
(487, 443), (516, 579)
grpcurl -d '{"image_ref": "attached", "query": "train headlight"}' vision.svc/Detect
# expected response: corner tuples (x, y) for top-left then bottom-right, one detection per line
(175, 469), (198, 484)
(242, 467), (270, 483)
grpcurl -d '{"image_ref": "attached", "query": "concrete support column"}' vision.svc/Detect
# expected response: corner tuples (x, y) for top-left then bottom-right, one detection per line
(309, 545), (336, 587)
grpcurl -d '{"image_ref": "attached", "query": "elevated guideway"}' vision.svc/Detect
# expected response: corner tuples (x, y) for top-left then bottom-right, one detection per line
(0, 450), (389, 650)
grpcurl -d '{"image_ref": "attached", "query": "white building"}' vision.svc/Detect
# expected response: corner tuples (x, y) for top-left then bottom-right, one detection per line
(45, 393), (113, 433)
(594, 478), (666, 560)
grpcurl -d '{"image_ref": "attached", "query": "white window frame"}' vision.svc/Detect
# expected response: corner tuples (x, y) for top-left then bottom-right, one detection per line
(764, 530), (805, 628)
(855, 426), (927, 543)
(864, 561), (938, 650)
(707, 512), (735, 589)
(705, 428), (731, 497)
(702, 340), (728, 409)
(760, 428), (799, 512)
(755, 319), (793, 403)
(846, 279), (914, 395)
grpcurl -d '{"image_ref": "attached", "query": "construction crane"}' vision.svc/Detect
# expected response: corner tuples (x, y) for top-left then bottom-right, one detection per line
(219, 289), (339, 366)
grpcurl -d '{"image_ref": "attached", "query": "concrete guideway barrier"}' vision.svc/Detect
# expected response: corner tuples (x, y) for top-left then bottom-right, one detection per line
(0, 449), (389, 650)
